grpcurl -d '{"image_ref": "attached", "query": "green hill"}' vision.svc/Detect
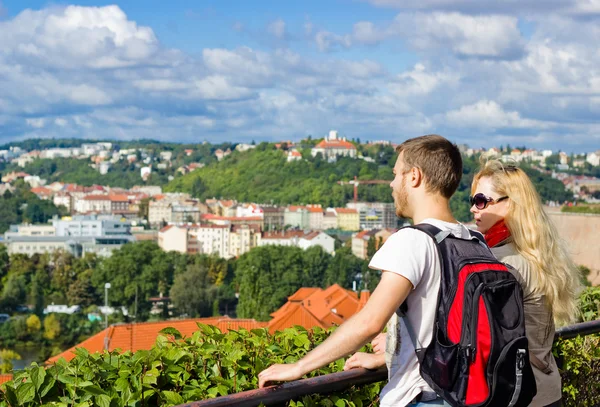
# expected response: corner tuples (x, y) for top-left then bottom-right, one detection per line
(165, 144), (395, 207)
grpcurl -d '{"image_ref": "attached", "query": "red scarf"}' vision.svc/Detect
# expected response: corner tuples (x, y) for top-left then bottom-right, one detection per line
(484, 220), (511, 248)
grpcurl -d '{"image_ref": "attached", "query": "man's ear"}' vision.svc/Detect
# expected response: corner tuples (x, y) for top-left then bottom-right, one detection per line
(410, 167), (423, 188)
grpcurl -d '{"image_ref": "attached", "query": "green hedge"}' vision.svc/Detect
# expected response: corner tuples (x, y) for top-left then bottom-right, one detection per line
(0, 325), (381, 407)
(555, 286), (600, 406)
(2, 288), (600, 406)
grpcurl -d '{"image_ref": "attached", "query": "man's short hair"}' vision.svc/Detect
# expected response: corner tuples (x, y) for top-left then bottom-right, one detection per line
(396, 134), (462, 199)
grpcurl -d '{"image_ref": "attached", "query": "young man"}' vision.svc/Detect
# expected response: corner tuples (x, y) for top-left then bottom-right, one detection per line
(258, 134), (466, 407)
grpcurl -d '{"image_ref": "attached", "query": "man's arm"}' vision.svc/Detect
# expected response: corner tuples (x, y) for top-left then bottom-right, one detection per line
(258, 271), (412, 388)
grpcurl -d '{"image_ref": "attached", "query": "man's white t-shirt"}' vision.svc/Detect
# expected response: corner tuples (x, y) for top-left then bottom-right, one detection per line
(369, 219), (471, 407)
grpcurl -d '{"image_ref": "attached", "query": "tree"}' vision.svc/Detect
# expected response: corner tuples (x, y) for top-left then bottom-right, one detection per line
(321, 246), (364, 288)
(0, 349), (21, 374)
(1, 274), (28, 312)
(170, 264), (219, 317)
(235, 246), (310, 321)
(367, 236), (377, 258)
(25, 314), (41, 334)
(43, 314), (61, 340)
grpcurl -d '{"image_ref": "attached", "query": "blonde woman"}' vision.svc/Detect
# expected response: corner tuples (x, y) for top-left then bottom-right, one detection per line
(470, 160), (581, 407)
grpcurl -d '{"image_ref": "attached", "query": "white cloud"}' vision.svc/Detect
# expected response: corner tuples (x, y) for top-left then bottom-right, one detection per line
(54, 118), (68, 127)
(445, 100), (546, 129)
(314, 31), (352, 52)
(267, 19), (287, 39)
(361, 0), (588, 15)
(312, 12), (524, 59)
(1, 4), (600, 150)
(0, 5), (160, 69)
(392, 63), (459, 96)
(397, 12), (524, 58)
(26, 118), (46, 128)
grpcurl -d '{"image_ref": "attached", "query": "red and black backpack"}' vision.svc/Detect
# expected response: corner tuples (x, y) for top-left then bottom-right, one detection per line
(401, 223), (537, 407)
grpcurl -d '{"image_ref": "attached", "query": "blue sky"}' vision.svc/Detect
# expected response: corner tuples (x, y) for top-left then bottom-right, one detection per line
(1, 1), (600, 151)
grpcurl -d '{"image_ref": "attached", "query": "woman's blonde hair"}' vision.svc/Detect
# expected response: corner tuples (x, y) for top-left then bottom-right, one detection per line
(472, 159), (581, 325)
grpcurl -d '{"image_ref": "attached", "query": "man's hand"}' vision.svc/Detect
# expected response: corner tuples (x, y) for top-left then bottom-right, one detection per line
(371, 332), (386, 355)
(344, 352), (386, 371)
(258, 363), (304, 388)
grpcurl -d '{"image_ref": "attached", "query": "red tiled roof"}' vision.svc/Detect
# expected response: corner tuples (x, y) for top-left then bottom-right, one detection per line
(0, 374), (12, 385)
(307, 207), (323, 213)
(288, 205), (307, 212)
(31, 187), (53, 195)
(355, 230), (371, 240)
(83, 195), (111, 201)
(159, 225), (174, 233)
(290, 151), (302, 157)
(202, 214), (262, 222)
(109, 195), (129, 202)
(335, 208), (357, 214)
(314, 140), (356, 150)
(302, 231), (322, 241)
(268, 284), (363, 333)
(287, 287), (321, 302)
(46, 317), (267, 364)
(262, 230), (305, 239)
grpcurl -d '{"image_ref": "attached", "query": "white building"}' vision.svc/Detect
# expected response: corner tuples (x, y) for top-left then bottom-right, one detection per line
(260, 230), (335, 254)
(311, 130), (357, 162)
(587, 151), (600, 167)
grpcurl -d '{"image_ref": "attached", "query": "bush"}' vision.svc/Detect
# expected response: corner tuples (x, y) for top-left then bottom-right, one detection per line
(0, 325), (381, 407)
(554, 286), (600, 407)
(3, 289), (600, 406)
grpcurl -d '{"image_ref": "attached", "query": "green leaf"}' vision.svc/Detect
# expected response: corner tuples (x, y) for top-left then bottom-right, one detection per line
(162, 390), (184, 405)
(2, 385), (18, 407)
(159, 327), (183, 340)
(57, 374), (76, 385)
(115, 378), (130, 392)
(30, 365), (46, 392)
(84, 385), (107, 395)
(95, 394), (111, 407)
(39, 375), (56, 397)
(143, 369), (159, 385)
(16, 382), (36, 404)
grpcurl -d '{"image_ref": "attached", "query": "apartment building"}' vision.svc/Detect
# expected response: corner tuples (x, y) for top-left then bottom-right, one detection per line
(284, 206), (310, 229)
(333, 208), (359, 231)
(4, 215), (134, 257)
(262, 207), (285, 230)
(158, 224), (233, 258)
(347, 202), (397, 230)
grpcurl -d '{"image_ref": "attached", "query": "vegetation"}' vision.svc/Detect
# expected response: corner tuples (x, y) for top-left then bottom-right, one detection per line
(0, 325), (381, 407)
(0, 182), (66, 234)
(561, 205), (600, 214)
(235, 246), (370, 321)
(554, 286), (600, 406)
(11, 159), (172, 189)
(0, 241), (370, 363)
(1, 286), (599, 406)
(166, 144), (397, 209)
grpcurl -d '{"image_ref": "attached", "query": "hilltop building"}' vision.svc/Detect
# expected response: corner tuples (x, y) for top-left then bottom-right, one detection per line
(311, 130), (357, 162)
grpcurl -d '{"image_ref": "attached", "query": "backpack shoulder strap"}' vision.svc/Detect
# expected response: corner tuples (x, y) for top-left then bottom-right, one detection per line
(404, 223), (449, 244)
(400, 223), (446, 352)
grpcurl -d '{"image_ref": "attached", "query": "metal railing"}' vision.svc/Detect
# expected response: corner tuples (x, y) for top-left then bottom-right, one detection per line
(176, 319), (600, 407)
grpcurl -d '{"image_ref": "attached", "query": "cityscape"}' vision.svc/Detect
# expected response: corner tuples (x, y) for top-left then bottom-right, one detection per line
(1, 0), (600, 405)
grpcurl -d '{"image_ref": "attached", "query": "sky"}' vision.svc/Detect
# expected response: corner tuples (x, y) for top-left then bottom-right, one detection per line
(1, 1), (600, 151)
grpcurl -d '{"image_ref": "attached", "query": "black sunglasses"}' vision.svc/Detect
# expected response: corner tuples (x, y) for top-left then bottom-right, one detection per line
(469, 193), (508, 210)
